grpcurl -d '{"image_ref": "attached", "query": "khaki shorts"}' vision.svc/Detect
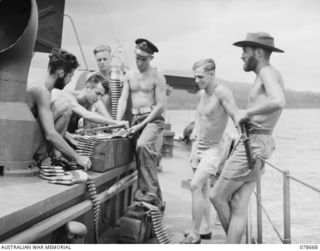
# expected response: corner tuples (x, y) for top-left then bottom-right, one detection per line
(189, 139), (224, 176)
(221, 134), (275, 182)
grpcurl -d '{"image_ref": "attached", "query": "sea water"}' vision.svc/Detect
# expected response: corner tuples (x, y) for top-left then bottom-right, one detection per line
(165, 109), (320, 243)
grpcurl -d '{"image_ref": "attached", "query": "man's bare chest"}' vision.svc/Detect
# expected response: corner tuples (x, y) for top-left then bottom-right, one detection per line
(129, 75), (155, 93)
(198, 96), (220, 116)
(248, 81), (267, 103)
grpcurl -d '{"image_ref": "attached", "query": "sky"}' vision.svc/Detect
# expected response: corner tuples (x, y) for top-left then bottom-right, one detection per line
(33, 0), (320, 92)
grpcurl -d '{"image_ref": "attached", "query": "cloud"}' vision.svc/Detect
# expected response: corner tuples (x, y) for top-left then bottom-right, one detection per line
(32, 0), (320, 92)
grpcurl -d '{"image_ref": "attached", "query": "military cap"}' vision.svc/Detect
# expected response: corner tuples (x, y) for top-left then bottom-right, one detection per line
(135, 38), (159, 57)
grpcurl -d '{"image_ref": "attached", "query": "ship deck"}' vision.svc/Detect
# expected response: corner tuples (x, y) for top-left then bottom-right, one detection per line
(99, 140), (227, 244)
(159, 140), (227, 244)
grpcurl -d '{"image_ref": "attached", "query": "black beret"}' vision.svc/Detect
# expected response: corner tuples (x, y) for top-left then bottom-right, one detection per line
(135, 38), (159, 54)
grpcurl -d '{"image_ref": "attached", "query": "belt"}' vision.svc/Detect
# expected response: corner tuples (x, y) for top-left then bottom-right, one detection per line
(132, 106), (153, 115)
(249, 128), (273, 135)
(196, 137), (220, 146)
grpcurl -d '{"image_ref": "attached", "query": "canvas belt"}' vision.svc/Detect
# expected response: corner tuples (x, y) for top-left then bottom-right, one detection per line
(132, 106), (153, 115)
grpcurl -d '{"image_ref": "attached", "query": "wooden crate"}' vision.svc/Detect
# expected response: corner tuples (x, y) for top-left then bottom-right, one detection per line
(92, 138), (135, 172)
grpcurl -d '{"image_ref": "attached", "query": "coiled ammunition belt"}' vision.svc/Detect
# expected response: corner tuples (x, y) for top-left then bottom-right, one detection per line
(140, 202), (171, 244)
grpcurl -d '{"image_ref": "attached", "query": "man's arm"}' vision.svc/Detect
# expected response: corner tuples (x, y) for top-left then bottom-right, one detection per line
(216, 86), (241, 127)
(34, 88), (91, 169)
(70, 98), (127, 126)
(129, 72), (166, 133)
(190, 113), (199, 141)
(94, 98), (113, 120)
(245, 67), (286, 117)
(190, 92), (202, 140)
(116, 74), (130, 121)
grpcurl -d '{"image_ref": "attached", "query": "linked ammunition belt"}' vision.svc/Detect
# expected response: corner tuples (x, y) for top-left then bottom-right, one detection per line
(69, 129), (130, 242)
(87, 177), (100, 244)
(140, 202), (171, 244)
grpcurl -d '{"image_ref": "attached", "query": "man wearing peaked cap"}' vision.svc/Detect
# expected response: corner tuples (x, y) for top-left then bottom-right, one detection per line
(135, 38), (159, 57)
(210, 32), (286, 243)
(117, 38), (166, 210)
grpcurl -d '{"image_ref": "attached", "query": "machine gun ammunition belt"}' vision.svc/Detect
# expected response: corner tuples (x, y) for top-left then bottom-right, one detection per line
(87, 177), (100, 243)
(140, 202), (171, 244)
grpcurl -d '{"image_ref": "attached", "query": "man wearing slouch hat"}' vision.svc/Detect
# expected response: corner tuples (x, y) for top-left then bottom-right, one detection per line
(116, 38), (166, 210)
(210, 32), (286, 243)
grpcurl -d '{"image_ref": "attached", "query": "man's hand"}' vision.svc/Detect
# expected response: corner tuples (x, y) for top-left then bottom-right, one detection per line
(236, 110), (250, 127)
(117, 120), (129, 129)
(237, 110), (262, 130)
(190, 132), (196, 142)
(75, 155), (92, 171)
(128, 123), (144, 134)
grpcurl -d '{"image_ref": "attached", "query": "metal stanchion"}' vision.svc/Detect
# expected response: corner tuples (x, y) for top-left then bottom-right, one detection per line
(256, 158), (263, 244)
(283, 170), (291, 244)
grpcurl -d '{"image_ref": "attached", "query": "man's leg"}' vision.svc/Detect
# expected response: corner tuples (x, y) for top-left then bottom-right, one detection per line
(135, 120), (164, 205)
(189, 169), (210, 240)
(51, 98), (72, 136)
(227, 181), (255, 243)
(203, 175), (217, 228)
(50, 98), (72, 158)
(32, 120), (49, 165)
(210, 176), (245, 234)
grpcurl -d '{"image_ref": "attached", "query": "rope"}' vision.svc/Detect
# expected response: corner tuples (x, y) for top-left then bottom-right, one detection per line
(257, 156), (283, 173)
(287, 174), (320, 194)
(257, 156), (320, 194)
(253, 191), (284, 243)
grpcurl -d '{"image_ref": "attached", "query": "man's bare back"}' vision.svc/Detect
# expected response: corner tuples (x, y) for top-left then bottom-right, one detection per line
(27, 81), (50, 117)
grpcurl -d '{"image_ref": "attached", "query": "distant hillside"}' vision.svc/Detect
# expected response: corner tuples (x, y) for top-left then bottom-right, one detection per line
(167, 76), (320, 110)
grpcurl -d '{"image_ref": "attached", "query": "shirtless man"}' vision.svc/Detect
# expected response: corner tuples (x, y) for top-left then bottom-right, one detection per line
(116, 38), (166, 208)
(211, 32), (286, 243)
(180, 59), (240, 244)
(51, 72), (128, 136)
(27, 48), (91, 169)
(92, 45), (113, 113)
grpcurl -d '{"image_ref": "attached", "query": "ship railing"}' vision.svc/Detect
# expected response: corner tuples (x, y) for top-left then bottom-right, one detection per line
(64, 14), (89, 70)
(246, 156), (320, 244)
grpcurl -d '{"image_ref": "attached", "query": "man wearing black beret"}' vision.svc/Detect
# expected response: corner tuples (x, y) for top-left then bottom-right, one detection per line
(117, 38), (166, 210)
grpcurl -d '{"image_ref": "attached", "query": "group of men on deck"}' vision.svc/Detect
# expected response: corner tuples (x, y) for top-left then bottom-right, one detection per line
(27, 32), (285, 244)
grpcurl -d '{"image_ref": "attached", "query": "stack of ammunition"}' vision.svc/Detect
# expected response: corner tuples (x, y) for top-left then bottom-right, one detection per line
(71, 131), (130, 161)
(75, 136), (99, 157)
(39, 165), (88, 185)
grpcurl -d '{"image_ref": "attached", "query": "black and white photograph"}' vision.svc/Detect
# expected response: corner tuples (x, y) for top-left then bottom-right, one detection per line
(0, 0), (320, 248)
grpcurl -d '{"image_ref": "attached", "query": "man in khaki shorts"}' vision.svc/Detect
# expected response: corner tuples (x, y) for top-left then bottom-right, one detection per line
(116, 38), (166, 209)
(181, 59), (240, 244)
(211, 32), (286, 243)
